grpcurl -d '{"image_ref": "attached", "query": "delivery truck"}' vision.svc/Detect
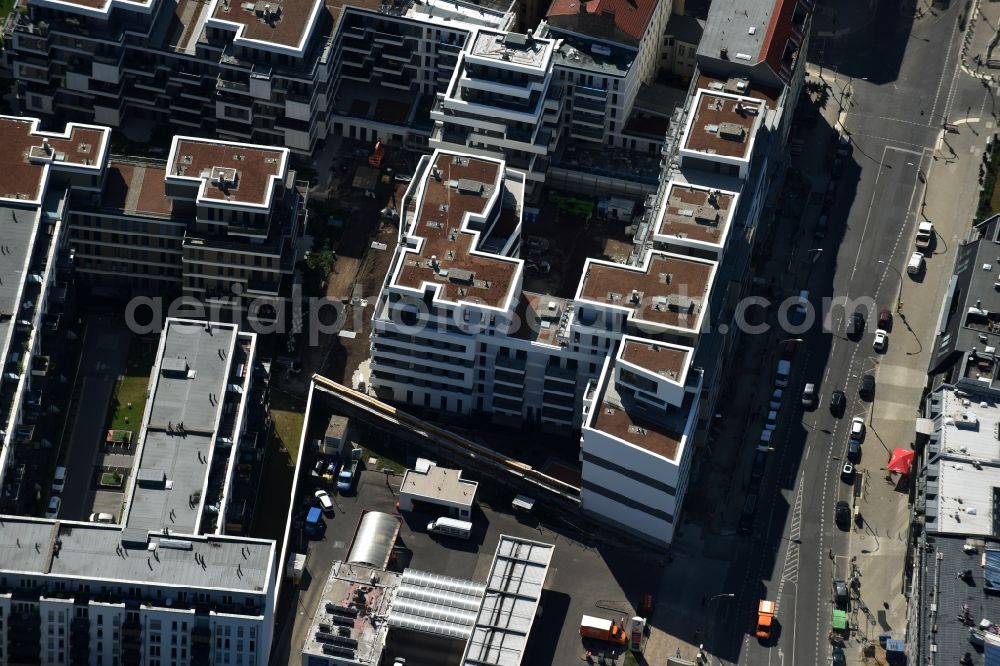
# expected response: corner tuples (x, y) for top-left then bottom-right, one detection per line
(756, 600), (776, 640)
(580, 615), (627, 645)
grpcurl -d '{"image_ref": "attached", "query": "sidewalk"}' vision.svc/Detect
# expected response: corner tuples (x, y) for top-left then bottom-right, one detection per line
(812, 0), (878, 39)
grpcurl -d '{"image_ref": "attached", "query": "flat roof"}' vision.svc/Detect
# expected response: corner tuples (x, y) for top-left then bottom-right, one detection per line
(399, 462), (478, 508)
(124, 320), (240, 536)
(461, 535), (553, 666)
(469, 31), (553, 69)
(655, 181), (736, 247)
(393, 151), (523, 311)
(576, 251), (717, 332)
(681, 90), (763, 160)
(591, 394), (688, 460)
(165, 136), (288, 209)
(103, 161), (174, 218)
(302, 560), (399, 662)
(0, 517), (273, 593)
(619, 338), (691, 384)
(512, 292), (573, 347)
(27, 0), (155, 18)
(207, 0), (324, 53)
(917, 535), (1000, 663)
(0, 116), (109, 206)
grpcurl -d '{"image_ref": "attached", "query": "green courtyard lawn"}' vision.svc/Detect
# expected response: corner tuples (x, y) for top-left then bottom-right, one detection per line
(107, 337), (156, 432)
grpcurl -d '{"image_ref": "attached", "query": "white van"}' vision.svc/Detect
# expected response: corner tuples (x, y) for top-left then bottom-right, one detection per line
(89, 512), (115, 524)
(907, 252), (924, 275)
(52, 467), (66, 493)
(427, 517), (473, 540)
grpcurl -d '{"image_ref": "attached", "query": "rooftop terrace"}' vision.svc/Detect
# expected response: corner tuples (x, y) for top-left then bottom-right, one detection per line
(655, 181), (736, 248)
(102, 161), (174, 218)
(681, 90), (764, 161)
(591, 385), (693, 461)
(0, 116), (109, 205)
(393, 152), (523, 310)
(208, 0), (323, 52)
(577, 252), (717, 332)
(619, 338), (691, 384)
(166, 136), (288, 208)
(469, 30), (552, 69)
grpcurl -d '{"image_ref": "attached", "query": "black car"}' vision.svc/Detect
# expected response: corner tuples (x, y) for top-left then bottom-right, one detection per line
(847, 440), (861, 463)
(832, 646), (847, 666)
(841, 461), (855, 483)
(830, 390), (846, 416)
(847, 311), (865, 339)
(738, 494), (758, 535)
(833, 579), (849, 609)
(859, 374), (875, 400)
(835, 500), (851, 528)
(751, 450), (768, 482)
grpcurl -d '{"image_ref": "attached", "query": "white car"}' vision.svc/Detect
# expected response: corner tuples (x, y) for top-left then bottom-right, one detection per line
(765, 410), (778, 431)
(89, 512), (115, 524)
(51, 466), (66, 493)
(873, 329), (888, 352)
(314, 489), (334, 512)
(769, 389), (783, 411)
(45, 496), (61, 519)
(850, 416), (866, 443)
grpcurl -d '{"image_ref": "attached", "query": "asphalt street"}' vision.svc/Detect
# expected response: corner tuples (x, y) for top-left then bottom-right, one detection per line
(706, 1), (995, 665)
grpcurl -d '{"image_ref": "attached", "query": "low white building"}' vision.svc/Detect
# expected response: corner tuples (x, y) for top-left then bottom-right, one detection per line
(397, 459), (478, 519)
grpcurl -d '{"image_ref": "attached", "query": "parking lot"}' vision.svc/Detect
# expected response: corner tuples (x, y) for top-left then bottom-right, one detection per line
(273, 467), (661, 666)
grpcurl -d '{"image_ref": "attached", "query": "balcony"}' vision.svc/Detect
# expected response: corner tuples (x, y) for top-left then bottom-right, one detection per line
(575, 84), (608, 100)
(216, 76), (249, 93)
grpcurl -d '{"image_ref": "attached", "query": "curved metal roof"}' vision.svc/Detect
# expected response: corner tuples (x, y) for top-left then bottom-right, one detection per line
(347, 511), (400, 569)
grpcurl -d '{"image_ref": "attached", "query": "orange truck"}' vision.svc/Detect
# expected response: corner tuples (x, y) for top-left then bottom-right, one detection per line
(580, 615), (627, 645)
(756, 600), (776, 639)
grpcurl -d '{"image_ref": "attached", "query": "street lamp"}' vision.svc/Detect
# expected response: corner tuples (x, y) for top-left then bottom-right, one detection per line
(878, 259), (903, 312)
(701, 594), (737, 666)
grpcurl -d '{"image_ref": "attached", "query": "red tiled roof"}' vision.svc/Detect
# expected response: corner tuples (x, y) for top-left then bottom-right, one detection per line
(760, 0), (798, 81)
(546, 0), (658, 42)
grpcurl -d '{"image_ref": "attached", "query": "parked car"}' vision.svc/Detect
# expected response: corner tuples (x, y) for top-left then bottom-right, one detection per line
(849, 416), (866, 443)
(878, 308), (892, 331)
(802, 383), (817, 409)
(873, 329), (888, 352)
(859, 374), (875, 400)
(847, 440), (861, 463)
(769, 389), (784, 411)
(907, 252), (925, 275)
(831, 158), (844, 179)
(832, 647), (847, 666)
(841, 461), (855, 482)
(833, 579), (849, 609)
(314, 489), (334, 513)
(814, 214), (829, 239)
(51, 466), (66, 493)
(835, 500), (851, 528)
(45, 496), (61, 519)
(830, 390), (846, 416)
(89, 512), (115, 524)
(764, 410), (778, 431)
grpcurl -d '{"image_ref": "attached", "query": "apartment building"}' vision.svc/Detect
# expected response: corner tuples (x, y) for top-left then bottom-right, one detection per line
(0, 115), (109, 513)
(366, 0), (811, 546)
(0, 318), (276, 666)
(661, 12), (703, 82)
(541, 0), (671, 153)
(65, 135), (306, 326)
(2, 0), (342, 152)
(429, 29), (563, 193)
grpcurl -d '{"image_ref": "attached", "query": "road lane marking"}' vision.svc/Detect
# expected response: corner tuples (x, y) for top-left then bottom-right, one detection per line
(929, 10), (961, 126)
(850, 145), (892, 280)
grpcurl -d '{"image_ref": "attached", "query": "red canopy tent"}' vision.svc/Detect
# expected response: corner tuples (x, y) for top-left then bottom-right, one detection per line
(887, 448), (915, 474)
